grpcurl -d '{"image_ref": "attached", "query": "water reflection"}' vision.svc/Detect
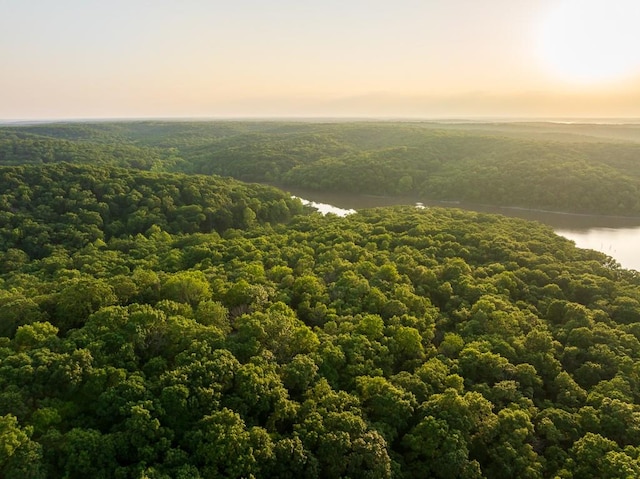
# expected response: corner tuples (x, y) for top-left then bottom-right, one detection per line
(556, 227), (640, 271)
(295, 197), (355, 217)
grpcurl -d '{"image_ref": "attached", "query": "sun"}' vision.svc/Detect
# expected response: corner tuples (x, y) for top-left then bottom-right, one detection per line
(536, 0), (640, 84)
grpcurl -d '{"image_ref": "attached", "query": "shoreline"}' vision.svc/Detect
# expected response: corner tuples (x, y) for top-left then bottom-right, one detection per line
(264, 183), (640, 224)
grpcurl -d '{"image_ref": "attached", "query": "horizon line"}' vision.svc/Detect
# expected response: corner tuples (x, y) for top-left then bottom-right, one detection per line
(3, 115), (640, 126)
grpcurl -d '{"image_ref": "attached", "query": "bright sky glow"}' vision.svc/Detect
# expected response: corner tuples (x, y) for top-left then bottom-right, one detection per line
(536, 0), (640, 84)
(1, 0), (639, 119)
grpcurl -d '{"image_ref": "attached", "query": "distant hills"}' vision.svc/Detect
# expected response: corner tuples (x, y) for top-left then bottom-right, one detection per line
(3, 120), (640, 216)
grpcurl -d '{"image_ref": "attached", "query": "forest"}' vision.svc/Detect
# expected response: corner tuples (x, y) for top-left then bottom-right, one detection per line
(3, 120), (640, 215)
(2, 122), (640, 478)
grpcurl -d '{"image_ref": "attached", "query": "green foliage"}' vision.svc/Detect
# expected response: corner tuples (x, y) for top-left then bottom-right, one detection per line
(4, 120), (640, 215)
(0, 162), (303, 258)
(2, 124), (640, 477)
(161, 271), (211, 307)
(0, 414), (45, 479)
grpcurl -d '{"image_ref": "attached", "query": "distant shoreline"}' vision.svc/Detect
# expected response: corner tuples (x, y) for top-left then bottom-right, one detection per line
(265, 183), (640, 225)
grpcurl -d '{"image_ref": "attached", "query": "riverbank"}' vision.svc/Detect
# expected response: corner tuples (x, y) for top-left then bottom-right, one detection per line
(270, 184), (640, 272)
(266, 183), (640, 230)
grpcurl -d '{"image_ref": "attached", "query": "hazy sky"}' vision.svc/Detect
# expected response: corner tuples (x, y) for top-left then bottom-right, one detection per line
(2, 0), (640, 119)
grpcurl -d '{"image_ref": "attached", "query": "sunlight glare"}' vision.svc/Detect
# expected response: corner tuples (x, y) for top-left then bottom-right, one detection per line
(537, 0), (640, 84)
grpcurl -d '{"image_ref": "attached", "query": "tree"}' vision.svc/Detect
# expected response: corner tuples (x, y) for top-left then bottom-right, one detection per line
(563, 433), (640, 479)
(185, 408), (272, 478)
(0, 297), (47, 338)
(477, 407), (543, 479)
(0, 414), (45, 479)
(402, 415), (482, 479)
(355, 375), (415, 442)
(55, 278), (117, 331)
(161, 271), (211, 307)
(194, 300), (230, 332)
(55, 428), (117, 478)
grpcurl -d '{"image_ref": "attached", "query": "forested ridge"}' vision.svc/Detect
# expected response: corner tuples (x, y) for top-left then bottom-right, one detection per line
(3, 120), (640, 215)
(1, 154), (640, 477)
(0, 163), (302, 259)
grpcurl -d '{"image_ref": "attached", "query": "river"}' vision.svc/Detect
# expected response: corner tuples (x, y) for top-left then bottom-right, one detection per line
(281, 186), (640, 272)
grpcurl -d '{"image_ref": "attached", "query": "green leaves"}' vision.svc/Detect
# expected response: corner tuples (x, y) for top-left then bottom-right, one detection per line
(55, 278), (117, 331)
(0, 415), (44, 479)
(2, 143), (640, 478)
(161, 271), (211, 307)
(185, 408), (270, 478)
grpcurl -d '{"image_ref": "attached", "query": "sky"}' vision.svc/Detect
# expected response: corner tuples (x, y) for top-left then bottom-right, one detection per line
(2, 0), (640, 120)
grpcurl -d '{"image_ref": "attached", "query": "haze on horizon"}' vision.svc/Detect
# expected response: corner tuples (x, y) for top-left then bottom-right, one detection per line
(2, 0), (640, 120)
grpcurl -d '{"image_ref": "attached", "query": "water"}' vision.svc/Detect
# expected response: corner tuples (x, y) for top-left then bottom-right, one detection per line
(295, 197), (356, 217)
(555, 228), (640, 271)
(288, 187), (640, 272)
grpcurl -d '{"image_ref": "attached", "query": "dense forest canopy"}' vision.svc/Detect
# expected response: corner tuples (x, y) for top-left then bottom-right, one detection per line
(0, 163), (302, 259)
(3, 120), (640, 215)
(2, 121), (640, 478)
